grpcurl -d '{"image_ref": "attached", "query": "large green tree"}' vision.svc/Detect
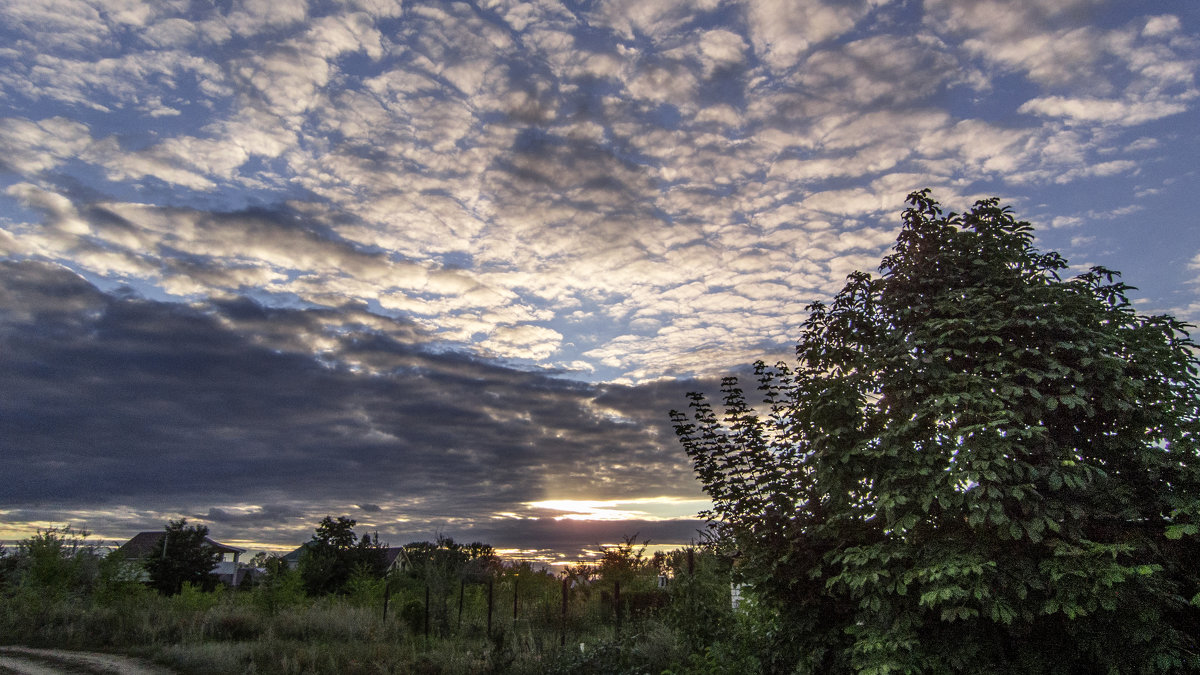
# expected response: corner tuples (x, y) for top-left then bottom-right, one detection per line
(671, 190), (1200, 674)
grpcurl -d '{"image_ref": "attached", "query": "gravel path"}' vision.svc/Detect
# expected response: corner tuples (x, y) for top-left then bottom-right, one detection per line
(0, 647), (173, 675)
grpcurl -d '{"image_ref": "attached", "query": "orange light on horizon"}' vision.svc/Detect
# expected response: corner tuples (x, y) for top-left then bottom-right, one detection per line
(525, 497), (708, 522)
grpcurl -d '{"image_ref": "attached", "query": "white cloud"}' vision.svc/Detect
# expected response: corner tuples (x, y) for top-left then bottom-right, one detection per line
(2, 50), (224, 113)
(0, 116), (94, 174)
(1018, 96), (1189, 125)
(588, 0), (719, 42)
(480, 324), (564, 361)
(6, 183), (91, 236)
(743, 0), (883, 71)
(0, 0), (113, 53)
(303, 12), (386, 61)
(336, 0), (404, 18)
(1143, 15), (1181, 38)
(1053, 159), (1137, 184)
(225, 0), (310, 38)
(792, 34), (961, 108)
(697, 29), (748, 73)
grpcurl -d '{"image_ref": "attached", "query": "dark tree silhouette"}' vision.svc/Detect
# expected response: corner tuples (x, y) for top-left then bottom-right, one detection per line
(298, 516), (386, 595)
(144, 519), (221, 595)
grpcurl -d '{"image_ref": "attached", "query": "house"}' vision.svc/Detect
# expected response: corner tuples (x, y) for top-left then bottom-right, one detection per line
(382, 546), (410, 573)
(115, 531), (247, 586)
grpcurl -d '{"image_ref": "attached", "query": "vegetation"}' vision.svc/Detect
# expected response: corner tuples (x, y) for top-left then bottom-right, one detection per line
(671, 190), (1200, 673)
(0, 524), (756, 674)
(297, 516), (387, 596)
(145, 519), (224, 596)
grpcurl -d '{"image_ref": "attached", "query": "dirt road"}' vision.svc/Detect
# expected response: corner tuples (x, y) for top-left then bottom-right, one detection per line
(0, 647), (173, 675)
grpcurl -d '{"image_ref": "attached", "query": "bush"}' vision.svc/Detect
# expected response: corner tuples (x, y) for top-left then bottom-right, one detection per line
(12, 526), (104, 599)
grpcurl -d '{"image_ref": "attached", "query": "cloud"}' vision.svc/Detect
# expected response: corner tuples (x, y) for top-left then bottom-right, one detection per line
(0, 260), (707, 552)
(1, 49), (224, 113)
(791, 34), (963, 109)
(588, 0), (720, 43)
(1018, 96), (1189, 126)
(1, 0), (1198, 556)
(480, 324), (564, 361)
(744, 0), (883, 71)
(0, 116), (94, 174)
(0, 1), (1188, 386)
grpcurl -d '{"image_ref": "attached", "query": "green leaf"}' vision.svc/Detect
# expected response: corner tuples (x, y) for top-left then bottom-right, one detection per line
(1165, 524), (1198, 540)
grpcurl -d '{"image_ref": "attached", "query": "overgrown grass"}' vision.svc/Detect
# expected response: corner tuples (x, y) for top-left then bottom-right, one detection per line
(0, 576), (757, 673)
(0, 530), (759, 673)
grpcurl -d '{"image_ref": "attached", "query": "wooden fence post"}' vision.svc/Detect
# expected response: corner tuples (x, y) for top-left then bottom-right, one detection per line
(512, 574), (519, 622)
(614, 580), (621, 639)
(457, 580), (465, 631)
(560, 577), (568, 647)
(487, 579), (494, 635)
(424, 585), (430, 639)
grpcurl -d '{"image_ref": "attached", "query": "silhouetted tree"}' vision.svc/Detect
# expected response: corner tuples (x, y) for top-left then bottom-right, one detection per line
(298, 516), (386, 595)
(144, 519), (221, 595)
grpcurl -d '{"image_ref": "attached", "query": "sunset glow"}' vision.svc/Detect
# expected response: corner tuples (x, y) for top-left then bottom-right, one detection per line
(526, 498), (711, 522)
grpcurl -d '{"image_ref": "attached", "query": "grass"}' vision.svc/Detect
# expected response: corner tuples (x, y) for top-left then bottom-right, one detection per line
(0, 578), (731, 674)
(0, 532), (754, 673)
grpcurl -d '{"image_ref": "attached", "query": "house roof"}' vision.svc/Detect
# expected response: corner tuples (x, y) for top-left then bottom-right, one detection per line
(116, 531), (245, 559)
(281, 543), (309, 563)
(382, 547), (409, 569)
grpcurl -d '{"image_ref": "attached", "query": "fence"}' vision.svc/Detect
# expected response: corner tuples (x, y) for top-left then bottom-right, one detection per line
(380, 549), (729, 647)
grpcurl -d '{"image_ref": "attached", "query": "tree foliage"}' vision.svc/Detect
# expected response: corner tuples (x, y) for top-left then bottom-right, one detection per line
(143, 519), (222, 596)
(671, 190), (1200, 673)
(298, 516), (386, 595)
(402, 536), (499, 584)
(8, 526), (106, 599)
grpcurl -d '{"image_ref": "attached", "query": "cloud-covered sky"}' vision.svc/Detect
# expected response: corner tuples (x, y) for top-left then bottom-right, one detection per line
(2, 0), (1197, 561)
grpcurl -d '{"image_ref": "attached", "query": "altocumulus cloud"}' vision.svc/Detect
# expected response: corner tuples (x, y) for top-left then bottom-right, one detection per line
(0, 0), (1198, 554)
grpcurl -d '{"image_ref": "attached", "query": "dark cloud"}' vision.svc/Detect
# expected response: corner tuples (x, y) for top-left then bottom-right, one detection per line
(198, 504), (305, 525)
(0, 260), (707, 554)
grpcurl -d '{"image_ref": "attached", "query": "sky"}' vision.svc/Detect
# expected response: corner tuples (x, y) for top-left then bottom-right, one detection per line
(1, 0), (1198, 564)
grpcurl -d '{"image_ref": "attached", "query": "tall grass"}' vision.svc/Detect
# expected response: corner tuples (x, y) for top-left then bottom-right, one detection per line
(0, 574), (746, 673)
(0, 530), (759, 673)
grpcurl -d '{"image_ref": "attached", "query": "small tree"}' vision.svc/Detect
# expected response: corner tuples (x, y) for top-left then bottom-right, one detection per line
(672, 190), (1200, 673)
(251, 555), (306, 613)
(594, 534), (655, 590)
(143, 519), (222, 595)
